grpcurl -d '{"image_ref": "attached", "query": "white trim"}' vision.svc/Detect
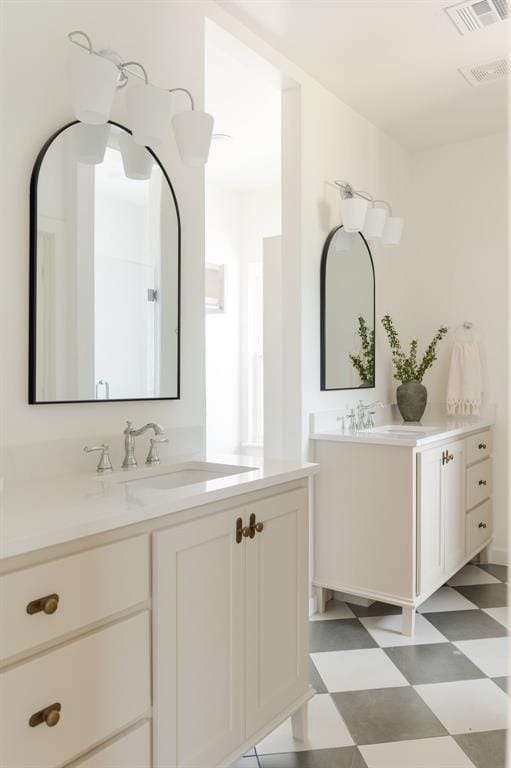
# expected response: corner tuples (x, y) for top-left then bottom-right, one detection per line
(308, 596), (317, 617)
(488, 547), (508, 566)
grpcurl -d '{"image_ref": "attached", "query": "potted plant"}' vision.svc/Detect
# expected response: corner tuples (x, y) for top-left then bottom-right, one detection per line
(349, 315), (375, 387)
(381, 315), (448, 422)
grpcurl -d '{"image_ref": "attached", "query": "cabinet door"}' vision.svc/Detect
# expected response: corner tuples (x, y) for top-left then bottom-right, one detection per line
(153, 508), (245, 768)
(442, 440), (466, 573)
(245, 488), (309, 736)
(418, 440), (466, 597)
(418, 446), (444, 597)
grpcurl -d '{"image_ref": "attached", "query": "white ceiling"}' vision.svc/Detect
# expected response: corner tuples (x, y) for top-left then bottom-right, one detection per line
(206, 32), (281, 189)
(217, 0), (509, 148)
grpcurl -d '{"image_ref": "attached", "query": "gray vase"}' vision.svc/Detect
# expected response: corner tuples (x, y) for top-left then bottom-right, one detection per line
(396, 380), (427, 422)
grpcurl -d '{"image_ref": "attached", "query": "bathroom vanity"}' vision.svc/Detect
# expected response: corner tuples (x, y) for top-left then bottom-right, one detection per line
(0, 458), (317, 768)
(311, 411), (494, 634)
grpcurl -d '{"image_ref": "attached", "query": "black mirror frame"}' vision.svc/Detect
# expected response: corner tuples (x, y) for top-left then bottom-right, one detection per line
(28, 120), (181, 404)
(320, 225), (376, 391)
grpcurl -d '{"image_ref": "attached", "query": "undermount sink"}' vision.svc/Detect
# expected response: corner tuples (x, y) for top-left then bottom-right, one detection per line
(361, 425), (441, 439)
(120, 461), (256, 491)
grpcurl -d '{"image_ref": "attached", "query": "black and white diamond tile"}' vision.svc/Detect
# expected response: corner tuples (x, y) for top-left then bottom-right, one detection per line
(242, 562), (509, 768)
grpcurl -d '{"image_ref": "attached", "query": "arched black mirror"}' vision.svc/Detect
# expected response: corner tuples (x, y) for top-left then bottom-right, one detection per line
(320, 226), (375, 390)
(29, 121), (180, 403)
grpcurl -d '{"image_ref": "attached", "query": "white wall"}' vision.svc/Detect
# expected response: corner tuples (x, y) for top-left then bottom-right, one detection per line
(299, 82), (413, 452)
(407, 133), (508, 562)
(0, 0), (208, 467)
(205, 182), (242, 454)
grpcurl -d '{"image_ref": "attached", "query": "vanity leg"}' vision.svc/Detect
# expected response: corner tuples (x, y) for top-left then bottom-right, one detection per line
(478, 546), (489, 564)
(291, 702), (309, 742)
(402, 606), (416, 636)
(316, 586), (327, 615)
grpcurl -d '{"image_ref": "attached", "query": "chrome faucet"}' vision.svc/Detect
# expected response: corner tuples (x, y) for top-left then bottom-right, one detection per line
(122, 421), (166, 469)
(356, 400), (384, 430)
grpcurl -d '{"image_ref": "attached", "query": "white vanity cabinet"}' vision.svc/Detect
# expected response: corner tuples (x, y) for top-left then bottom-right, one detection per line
(153, 487), (309, 768)
(312, 427), (493, 634)
(0, 479), (312, 768)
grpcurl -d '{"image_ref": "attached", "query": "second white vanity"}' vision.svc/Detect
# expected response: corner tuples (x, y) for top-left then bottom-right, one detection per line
(311, 408), (494, 635)
(0, 457), (317, 768)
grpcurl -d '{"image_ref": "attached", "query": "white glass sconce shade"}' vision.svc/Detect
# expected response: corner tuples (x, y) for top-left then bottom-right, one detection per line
(340, 196), (368, 232)
(74, 123), (110, 165)
(118, 132), (154, 179)
(172, 110), (214, 167)
(334, 228), (355, 254)
(382, 216), (404, 246)
(363, 206), (388, 240)
(70, 48), (119, 124)
(125, 84), (173, 147)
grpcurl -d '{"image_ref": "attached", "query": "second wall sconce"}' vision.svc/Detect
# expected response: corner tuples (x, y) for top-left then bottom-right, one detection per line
(68, 30), (214, 167)
(334, 180), (404, 246)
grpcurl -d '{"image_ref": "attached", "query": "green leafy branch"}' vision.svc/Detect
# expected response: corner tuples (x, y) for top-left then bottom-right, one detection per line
(349, 316), (375, 386)
(381, 315), (448, 384)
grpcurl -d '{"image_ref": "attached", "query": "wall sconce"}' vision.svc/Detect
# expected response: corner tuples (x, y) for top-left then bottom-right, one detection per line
(334, 180), (404, 246)
(68, 31), (214, 166)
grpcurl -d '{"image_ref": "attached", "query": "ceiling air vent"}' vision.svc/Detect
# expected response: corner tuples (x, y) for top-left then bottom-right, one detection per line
(459, 56), (510, 85)
(445, 0), (509, 34)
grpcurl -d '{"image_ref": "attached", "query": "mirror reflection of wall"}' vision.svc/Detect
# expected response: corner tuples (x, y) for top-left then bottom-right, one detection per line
(321, 226), (375, 390)
(31, 122), (180, 403)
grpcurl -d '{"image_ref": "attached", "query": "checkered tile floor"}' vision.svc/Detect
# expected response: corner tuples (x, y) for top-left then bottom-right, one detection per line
(234, 562), (508, 768)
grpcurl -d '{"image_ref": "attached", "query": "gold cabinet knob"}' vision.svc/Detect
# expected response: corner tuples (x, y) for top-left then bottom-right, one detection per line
(45, 708), (60, 727)
(42, 596), (59, 614)
(29, 703), (61, 728)
(478, 479), (487, 486)
(478, 521), (487, 529)
(26, 593), (59, 615)
(478, 443), (487, 450)
(242, 526), (252, 538)
(255, 522), (264, 533)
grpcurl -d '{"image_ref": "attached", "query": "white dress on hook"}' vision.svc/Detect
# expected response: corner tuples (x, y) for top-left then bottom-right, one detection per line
(446, 336), (482, 416)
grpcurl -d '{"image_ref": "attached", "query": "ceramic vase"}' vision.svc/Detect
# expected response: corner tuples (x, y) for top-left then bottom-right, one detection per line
(396, 380), (427, 422)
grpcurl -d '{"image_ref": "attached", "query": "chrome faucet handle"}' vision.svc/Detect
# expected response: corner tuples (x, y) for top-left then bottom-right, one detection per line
(146, 436), (169, 465)
(84, 444), (113, 473)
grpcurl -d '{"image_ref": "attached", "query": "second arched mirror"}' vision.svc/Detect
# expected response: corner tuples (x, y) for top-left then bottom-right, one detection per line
(320, 226), (375, 390)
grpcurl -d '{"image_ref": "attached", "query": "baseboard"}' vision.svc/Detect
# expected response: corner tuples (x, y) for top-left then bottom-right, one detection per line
(488, 547), (509, 566)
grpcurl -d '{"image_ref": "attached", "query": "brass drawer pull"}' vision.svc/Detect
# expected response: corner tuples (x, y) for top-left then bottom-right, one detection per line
(242, 514), (264, 539)
(478, 479), (487, 486)
(442, 451), (455, 465)
(478, 443), (487, 450)
(478, 522), (487, 529)
(26, 594), (59, 616)
(29, 702), (61, 728)
(236, 517), (243, 544)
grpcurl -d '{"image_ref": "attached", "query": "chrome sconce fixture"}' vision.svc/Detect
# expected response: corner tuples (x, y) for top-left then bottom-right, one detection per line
(68, 30), (214, 166)
(334, 180), (404, 246)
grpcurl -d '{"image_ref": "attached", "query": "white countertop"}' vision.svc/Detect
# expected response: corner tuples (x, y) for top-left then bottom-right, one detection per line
(310, 412), (494, 448)
(0, 455), (318, 561)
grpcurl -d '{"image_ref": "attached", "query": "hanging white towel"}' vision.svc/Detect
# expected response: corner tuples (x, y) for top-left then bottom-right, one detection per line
(446, 340), (482, 416)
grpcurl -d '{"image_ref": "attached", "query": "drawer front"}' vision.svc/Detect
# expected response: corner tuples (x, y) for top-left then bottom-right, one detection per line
(0, 612), (151, 768)
(0, 536), (149, 661)
(69, 721), (151, 768)
(466, 430), (492, 465)
(466, 458), (492, 510)
(466, 500), (492, 556)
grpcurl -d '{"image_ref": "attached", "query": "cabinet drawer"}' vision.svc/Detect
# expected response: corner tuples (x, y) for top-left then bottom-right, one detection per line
(466, 500), (492, 555)
(466, 458), (492, 510)
(69, 721), (151, 768)
(466, 431), (492, 465)
(0, 536), (149, 661)
(0, 612), (151, 768)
